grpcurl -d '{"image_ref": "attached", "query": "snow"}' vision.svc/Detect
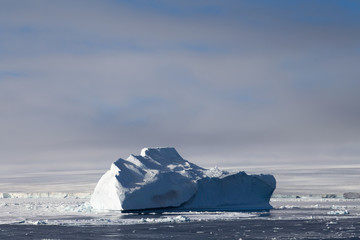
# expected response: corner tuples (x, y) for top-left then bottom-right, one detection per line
(1, 195), (360, 226)
(90, 147), (276, 211)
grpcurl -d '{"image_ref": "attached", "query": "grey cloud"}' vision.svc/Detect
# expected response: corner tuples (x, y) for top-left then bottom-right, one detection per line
(0, 1), (360, 177)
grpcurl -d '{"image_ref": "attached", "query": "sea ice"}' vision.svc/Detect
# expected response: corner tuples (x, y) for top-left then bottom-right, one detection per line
(141, 215), (190, 223)
(90, 147), (276, 211)
(343, 192), (360, 199)
(1, 196), (360, 226)
(327, 210), (350, 215)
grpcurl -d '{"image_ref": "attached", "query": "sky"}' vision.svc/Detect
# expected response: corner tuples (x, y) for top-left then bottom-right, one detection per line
(1, 1), (360, 188)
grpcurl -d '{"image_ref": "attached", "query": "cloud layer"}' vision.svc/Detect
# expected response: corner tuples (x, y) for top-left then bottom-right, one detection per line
(1, 0), (360, 176)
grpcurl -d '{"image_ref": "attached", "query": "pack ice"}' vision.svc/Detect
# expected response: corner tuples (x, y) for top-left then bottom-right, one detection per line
(91, 147), (276, 211)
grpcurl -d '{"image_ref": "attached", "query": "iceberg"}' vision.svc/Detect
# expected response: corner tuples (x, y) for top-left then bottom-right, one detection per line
(90, 147), (276, 211)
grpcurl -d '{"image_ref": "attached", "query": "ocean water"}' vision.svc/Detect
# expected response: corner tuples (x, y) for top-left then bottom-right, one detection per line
(1, 217), (360, 239)
(1, 196), (360, 239)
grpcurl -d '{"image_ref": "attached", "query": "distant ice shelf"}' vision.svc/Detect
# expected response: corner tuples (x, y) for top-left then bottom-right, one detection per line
(90, 147), (276, 211)
(0, 192), (92, 199)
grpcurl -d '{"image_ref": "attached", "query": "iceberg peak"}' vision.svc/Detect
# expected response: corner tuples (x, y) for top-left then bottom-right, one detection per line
(140, 147), (150, 157)
(139, 147), (186, 165)
(140, 147), (178, 157)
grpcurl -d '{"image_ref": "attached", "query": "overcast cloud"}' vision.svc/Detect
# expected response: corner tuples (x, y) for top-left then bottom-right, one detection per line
(1, 0), (360, 179)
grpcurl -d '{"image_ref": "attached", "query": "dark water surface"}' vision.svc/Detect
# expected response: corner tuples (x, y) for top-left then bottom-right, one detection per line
(1, 218), (360, 239)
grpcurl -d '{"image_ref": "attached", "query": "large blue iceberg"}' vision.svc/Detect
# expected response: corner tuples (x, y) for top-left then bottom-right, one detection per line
(91, 147), (276, 211)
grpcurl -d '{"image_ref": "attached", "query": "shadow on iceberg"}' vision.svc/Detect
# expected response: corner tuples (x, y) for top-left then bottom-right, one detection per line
(90, 147), (276, 212)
